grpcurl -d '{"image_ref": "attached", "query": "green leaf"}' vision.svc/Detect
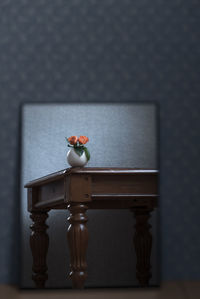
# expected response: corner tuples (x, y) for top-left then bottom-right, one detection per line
(74, 147), (84, 157)
(83, 147), (90, 161)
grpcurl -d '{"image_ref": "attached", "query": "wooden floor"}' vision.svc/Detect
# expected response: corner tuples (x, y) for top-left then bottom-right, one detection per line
(1, 282), (200, 299)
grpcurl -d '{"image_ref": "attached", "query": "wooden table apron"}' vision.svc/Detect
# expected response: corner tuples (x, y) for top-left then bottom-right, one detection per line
(24, 167), (158, 289)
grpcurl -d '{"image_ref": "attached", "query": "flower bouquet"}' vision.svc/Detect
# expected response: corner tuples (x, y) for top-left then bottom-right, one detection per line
(66, 135), (90, 167)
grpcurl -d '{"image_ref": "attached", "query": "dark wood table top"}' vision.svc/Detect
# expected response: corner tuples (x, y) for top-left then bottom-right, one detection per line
(25, 167), (159, 211)
(24, 167), (158, 188)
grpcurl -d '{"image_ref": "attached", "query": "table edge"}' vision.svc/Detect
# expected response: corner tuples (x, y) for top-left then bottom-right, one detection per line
(24, 167), (159, 188)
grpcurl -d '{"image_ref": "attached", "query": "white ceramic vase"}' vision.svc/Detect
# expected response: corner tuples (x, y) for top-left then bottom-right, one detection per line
(67, 147), (88, 167)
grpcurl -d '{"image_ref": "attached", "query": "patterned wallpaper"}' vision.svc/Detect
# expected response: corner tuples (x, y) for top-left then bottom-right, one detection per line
(0, 0), (200, 284)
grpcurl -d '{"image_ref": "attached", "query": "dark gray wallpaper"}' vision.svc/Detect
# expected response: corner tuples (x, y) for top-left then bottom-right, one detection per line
(0, 0), (200, 285)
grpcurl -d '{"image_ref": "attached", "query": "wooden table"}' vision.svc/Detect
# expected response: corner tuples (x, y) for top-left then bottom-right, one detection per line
(24, 167), (158, 289)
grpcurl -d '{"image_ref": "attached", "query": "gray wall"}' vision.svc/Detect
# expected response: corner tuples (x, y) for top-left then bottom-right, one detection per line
(21, 103), (158, 288)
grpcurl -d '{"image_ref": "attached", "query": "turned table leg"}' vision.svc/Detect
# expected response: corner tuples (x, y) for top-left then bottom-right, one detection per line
(67, 203), (88, 289)
(131, 208), (152, 286)
(30, 211), (49, 288)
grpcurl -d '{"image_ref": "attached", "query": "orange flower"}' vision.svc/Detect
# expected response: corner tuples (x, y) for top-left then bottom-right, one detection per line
(78, 136), (89, 144)
(68, 136), (78, 145)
